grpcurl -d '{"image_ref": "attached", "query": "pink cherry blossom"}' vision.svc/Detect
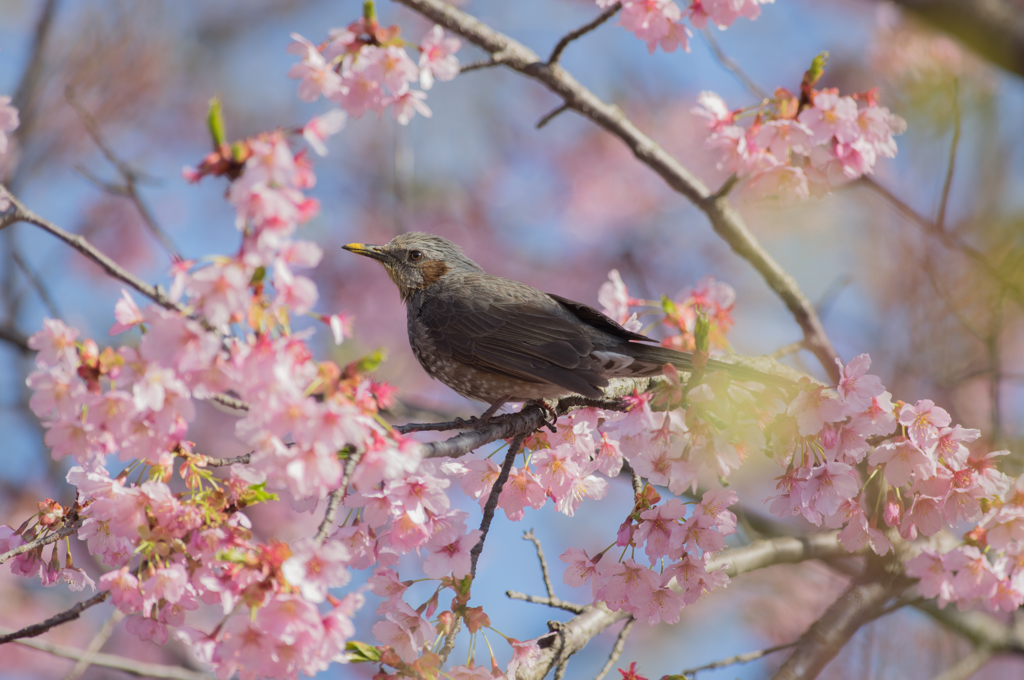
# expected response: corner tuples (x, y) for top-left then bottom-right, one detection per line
(798, 91), (860, 145)
(389, 89), (432, 125)
(287, 33), (344, 102)
(498, 467), (547, 521)
(787, 384), (846, 436)
(906, 548), (956, 607)
(691, 91), (733, 131)
(418, 25), (461, 90)
(899, 399), (952, 449)
(835, 354), (884, 413)
(422, 522), (482, 578)
(28, 318), (80, 369)
(869, 437), (936, 487)
(302, 110), (347, 156)
(560, 547), (602, 596)
(281, 538), (351, 602)
(618, 0), (683, 54)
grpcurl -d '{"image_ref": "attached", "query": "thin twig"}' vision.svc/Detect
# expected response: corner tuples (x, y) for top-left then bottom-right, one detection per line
(770, 340), (805, 360)
(10, 0), (59, 151)
(63, 609), (125, 680)
(506, 590), (585, 614)
(437, 615), (463, 664)
(548, 2), (622, 64)
(4, 629), (213, 680)
(314, 451), (362, 544)
(702, 28), (768, 99)
(208, 393), (250, 412)
(0, 591), (110, 644)
(0, 323), (31, 353)
(0, 186), (189, 316)
(201, 452), (252, 467)
(935, 80), (961, 232)
(394, 418), (473, 434)
(860, 177), (1024, 306)
(523, 530), (556, 597)
(65, 86), (181, 258)
(536, 103), (569, 129)
(679, 641), (795, 677)
(470, 433), (526, 578)
(929, 645), (994, 680)
(11, 246), (60, 318)
(593, 617), (636, 680)
(0, 522), (80, 565)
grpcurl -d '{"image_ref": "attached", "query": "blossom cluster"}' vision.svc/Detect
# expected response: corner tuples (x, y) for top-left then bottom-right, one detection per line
(596, 0), (773, 54)
(287, 13), (460, 126)
(692, 69), (907, 200)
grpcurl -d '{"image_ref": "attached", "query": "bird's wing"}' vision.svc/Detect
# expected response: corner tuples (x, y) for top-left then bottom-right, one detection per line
(419, 277), (610, 398)
(546, 293), (653, 343)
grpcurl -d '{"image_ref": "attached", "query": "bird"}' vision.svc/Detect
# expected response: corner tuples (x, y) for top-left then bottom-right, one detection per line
(343, 232), (791, 421)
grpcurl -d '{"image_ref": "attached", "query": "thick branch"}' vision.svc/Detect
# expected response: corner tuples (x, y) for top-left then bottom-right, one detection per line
(706, 531), (848, 577)
(392, 0), (841, 382)
(770, 566), (913, 680)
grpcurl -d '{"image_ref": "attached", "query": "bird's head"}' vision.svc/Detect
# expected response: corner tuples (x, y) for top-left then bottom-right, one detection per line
(343, 232), (484, 302)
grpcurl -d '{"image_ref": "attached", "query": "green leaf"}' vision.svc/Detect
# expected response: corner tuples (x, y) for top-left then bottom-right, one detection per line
(239, 482), (278, 506)
(694, 311), (710, 354)
(802, 51), (829, 90)
(356, 348), (387, 373)
(206, 97), (226, 149)
(345, 640), (382, 662)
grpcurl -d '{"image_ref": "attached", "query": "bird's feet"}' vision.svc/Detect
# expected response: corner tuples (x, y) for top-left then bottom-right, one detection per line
(454, 395), (511, 430)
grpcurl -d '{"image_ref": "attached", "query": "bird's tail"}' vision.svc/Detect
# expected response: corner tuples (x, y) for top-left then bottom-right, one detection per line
(629, 344), (796, 389)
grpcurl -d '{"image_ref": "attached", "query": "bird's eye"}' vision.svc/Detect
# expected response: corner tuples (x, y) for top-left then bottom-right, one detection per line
(409, 250), (423, 261)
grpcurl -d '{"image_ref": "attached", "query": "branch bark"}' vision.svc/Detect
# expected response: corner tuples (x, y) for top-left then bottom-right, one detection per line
(393, 0), (841, 382)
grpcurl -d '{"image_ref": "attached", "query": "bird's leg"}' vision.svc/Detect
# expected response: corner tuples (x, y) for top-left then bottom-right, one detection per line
(531, 400), (559, 433)
(453, 396), (510, 429)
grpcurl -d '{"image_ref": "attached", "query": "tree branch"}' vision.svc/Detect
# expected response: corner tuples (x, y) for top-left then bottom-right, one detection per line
(929, 645), (994, 680)
(391, 0), (841, 382)
(593, 617), (635, 680)
(0, 591), (109, 644)
(0, 186), (189, 316)
(3, 628), (213, 680)
(548, 3), (621, 65)
(65, 86), (182, 259)
(679, 641), (796, 677)
(0, 522), (80, 565)
(470, 433), (526, 578)
(506, 590), (585, 614)
(522, 529), (556, 598)
(770, 564), (913, 680)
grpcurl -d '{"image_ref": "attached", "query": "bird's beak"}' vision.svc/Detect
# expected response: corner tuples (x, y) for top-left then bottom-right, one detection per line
(343, 243), (389, 263)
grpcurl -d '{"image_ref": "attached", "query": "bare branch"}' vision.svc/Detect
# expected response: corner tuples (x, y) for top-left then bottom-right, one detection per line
(470, 433), (526, 578)
(63, 609), (125, 680)
(10, 0), (60, 151)
(0, 323), (31, 354)
(522, 529), (556, 598)
(314, 451), (361, 544)
(548, 3), (622, 65)
(65, 86), (182, 259)
(0, 591), (109, 644)
(935, 81), (961, 232)
(0, 522), (80, 565)
(4, 627), (213, 680)
(11, 246), (60, 317)
(770, 566), (913, 680)
(930, 645), (995, 680)
(859, 177), (1024, 306)
(0, 186), (189, 316)
(702, 28), (768, 99)
(679, 641), (795, 677)
(391, 0), (841, 382)
(201, 452), (252, 467)
(506, 590), (585, 614)
(536, 103), (570, 129)
(592, 617), (635, 680)
(394, 418), (473, 434)
(705, 531), (849, 577)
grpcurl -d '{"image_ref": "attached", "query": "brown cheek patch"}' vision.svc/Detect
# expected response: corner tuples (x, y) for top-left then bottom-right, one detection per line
(420, 260), (450, 287)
